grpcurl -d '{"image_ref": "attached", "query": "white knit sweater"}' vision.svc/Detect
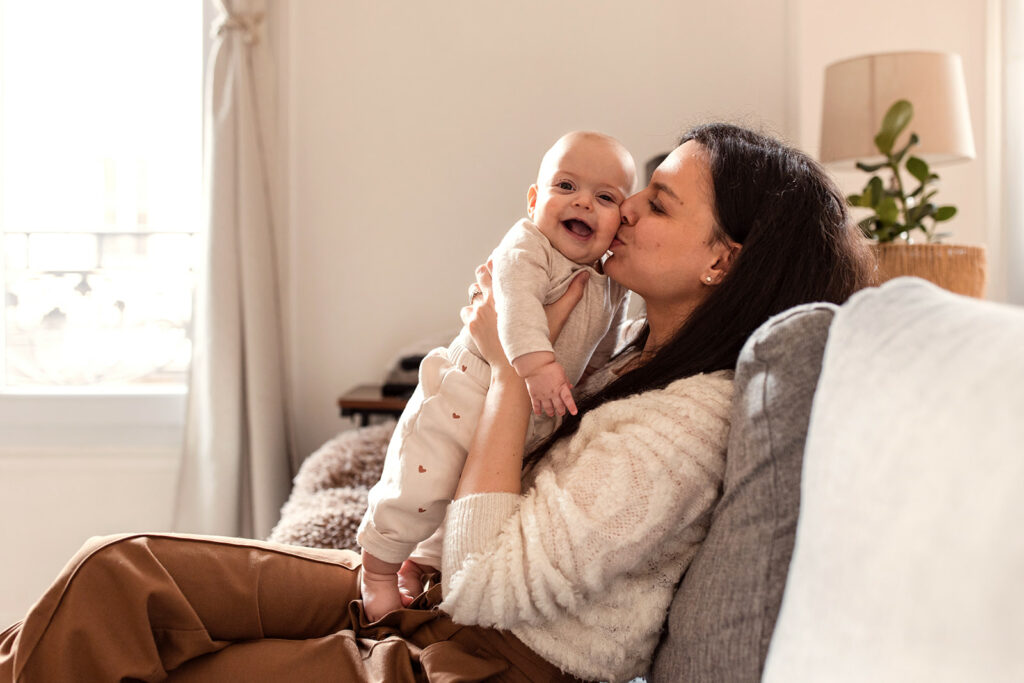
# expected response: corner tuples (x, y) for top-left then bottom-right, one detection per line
(440, 370), (734, 682)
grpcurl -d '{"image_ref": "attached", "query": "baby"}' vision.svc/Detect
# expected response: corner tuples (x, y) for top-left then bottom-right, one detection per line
(358, 131), (637, 620)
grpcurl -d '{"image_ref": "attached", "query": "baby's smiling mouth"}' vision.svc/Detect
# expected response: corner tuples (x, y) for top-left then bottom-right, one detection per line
(562, 219), (593, 239)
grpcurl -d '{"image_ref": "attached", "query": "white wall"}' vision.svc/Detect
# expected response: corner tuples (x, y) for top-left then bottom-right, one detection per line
(0, 448), (178, 625)
(283, 0), (794, 457)
(0, 393), (183, 625)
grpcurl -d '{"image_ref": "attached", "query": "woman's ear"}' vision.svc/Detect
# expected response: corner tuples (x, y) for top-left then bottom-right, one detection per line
(526, 184), (538, 219)
(707, 240), (742, 282)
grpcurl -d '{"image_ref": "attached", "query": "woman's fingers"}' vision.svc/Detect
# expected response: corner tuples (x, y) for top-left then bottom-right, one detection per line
(462, 262), (509, 368)
(476, 260), (494, 296)
(465, 261), (494, 310)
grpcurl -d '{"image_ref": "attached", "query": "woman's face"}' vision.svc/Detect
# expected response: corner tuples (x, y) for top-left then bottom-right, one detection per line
(604, 140), (729, 309)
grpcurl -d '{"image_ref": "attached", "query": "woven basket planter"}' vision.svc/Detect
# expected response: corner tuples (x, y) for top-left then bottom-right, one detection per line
(872, 243), (987, 298)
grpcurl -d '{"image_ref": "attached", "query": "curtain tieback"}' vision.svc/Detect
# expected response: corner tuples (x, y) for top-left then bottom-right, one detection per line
(213, 11), (264, 46)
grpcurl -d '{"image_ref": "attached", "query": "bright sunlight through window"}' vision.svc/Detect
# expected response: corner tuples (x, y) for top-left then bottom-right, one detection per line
(0, 1), (202, 387)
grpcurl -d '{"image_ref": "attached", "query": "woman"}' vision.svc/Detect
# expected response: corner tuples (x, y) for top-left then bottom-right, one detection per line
(0, 124), (872, 682)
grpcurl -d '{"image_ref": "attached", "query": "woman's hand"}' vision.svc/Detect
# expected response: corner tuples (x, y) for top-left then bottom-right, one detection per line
(460, 262), (507, 368)
(461, 264), (589, 368)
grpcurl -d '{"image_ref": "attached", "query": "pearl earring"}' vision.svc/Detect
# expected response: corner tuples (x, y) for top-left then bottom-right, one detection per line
(705, 276), (712, 283)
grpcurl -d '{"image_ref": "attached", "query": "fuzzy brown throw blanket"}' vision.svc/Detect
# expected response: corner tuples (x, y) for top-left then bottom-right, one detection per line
(268, 420), (395, 550)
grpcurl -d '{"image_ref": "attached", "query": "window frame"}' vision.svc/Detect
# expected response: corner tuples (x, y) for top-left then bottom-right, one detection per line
(0, 389), (187, 452)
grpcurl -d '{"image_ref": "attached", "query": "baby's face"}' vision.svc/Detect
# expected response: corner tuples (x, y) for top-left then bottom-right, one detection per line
(528, 135), (635, 266)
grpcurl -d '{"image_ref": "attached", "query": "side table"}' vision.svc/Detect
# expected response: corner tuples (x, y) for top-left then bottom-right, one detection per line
(337, 384), (409, 427)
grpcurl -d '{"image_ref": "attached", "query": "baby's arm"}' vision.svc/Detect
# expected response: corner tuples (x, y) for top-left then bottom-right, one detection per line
(491, 221), (577, 416)
(512, 350), (577, 417)
(360, 549), (404, 622)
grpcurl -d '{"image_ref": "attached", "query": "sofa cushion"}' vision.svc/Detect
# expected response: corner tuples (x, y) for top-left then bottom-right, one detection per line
(763, 278), (1024, 681)
(649, 302), (837, 682)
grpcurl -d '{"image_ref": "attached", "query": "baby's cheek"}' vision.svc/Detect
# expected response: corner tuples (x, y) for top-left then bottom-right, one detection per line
(603, 209), (624, 237)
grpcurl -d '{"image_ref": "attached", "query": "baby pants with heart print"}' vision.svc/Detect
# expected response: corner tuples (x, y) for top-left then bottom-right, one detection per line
(357, 340), (550, 570)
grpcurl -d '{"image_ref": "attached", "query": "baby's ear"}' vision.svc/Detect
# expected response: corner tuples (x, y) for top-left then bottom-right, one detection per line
(526, 184), (538, 218)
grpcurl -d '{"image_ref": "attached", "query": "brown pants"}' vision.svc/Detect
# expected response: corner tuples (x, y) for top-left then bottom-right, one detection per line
(0, 534), (581, 682)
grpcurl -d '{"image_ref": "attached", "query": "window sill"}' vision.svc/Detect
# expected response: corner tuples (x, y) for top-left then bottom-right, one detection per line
(0, 389), (187, 452)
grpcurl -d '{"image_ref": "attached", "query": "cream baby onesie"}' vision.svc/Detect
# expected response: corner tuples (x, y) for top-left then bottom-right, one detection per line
(357, 218), (629, 568)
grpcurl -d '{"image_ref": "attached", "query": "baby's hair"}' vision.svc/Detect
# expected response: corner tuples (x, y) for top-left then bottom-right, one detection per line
(536, 131), (637, 192)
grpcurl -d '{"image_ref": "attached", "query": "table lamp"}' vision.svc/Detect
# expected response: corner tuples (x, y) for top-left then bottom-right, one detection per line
(819, 51), (975, 167)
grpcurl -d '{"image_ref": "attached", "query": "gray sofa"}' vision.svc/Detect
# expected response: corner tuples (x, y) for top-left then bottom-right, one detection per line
(274, 277), (1024, 682)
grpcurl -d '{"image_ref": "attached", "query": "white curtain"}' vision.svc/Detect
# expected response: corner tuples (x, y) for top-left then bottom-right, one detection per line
(1006, 0), (1024, 305)
(173, 0), (293, 539)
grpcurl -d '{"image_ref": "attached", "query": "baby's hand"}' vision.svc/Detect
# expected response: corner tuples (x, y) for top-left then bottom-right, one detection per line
(524, 360), (577, 417)
(360, 568), (404, 622)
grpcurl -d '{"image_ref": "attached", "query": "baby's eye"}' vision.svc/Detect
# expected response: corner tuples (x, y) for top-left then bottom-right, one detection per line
(597, 193), (617, 204)
(556, 180), (575, 191)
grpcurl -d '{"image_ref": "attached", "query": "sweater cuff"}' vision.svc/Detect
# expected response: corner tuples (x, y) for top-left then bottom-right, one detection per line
(442, 492), (521, 586)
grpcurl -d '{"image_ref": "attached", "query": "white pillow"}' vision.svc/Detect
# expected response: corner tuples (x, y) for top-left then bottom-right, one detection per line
(763, 278), (1024, 682)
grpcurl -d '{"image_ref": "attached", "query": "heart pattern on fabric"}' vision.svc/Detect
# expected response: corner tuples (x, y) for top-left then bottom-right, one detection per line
(417, 508), (426, 513)
(418, 465), (426, 473)
(452, 412), (460, 419)
(461, 365), (467, 372)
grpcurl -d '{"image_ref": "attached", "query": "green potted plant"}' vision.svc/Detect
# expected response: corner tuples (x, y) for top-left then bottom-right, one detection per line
(847, 99), (957, 243)
(846, 99), (987, 297)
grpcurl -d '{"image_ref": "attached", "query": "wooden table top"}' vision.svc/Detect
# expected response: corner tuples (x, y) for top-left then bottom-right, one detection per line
(337, 384), (409, 412)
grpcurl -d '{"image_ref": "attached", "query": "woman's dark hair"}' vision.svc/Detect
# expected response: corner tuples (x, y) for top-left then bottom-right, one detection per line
(525, 122), (874, 467)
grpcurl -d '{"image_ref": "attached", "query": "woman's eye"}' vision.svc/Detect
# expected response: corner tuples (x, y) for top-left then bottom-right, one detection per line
(557, 181), (575, 191)
(648, 199), (664, 214)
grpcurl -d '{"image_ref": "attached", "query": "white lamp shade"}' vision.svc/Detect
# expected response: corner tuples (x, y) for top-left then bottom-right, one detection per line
(819, 51), (975, 167)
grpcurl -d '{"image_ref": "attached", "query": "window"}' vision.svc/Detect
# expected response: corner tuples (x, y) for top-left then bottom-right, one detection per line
(0, 1), (203, 390)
